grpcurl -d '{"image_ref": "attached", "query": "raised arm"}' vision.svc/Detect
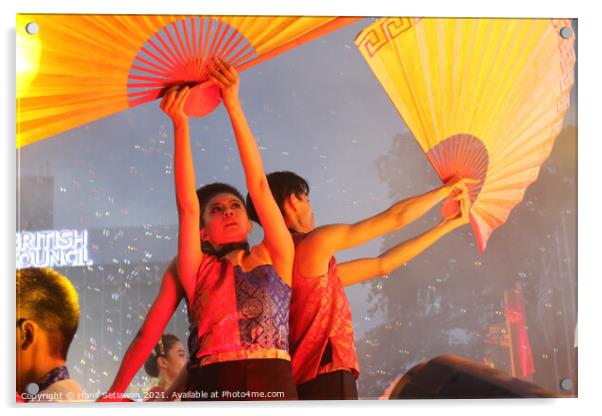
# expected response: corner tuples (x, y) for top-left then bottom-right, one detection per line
(161, 86), (202, 300)
(297, 178), (477, 277)
(209, 61), (294, 284)
(103, 259), (184, 398)
(336, 188), (472, 286)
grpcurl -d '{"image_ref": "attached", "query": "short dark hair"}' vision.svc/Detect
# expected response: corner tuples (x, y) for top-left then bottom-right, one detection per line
(246, 171), (310, 226)
(16, 268), (80, 360)
(196, 182), (246, 226)
(144, 334), (181, 378)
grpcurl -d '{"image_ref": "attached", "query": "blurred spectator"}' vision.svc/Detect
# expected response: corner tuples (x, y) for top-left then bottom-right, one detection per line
(16, 267), (87, 402)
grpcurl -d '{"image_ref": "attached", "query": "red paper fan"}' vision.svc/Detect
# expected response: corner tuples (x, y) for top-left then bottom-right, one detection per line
(127, 17), (258, 117)
(427, 134), (488, 220)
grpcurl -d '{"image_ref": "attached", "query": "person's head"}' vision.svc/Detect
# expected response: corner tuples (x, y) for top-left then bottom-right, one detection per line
(16, 268), (80, 392)
(196, 183), (251, 251)
(143, 334), (187, 384)
(246, 171), (315, 233)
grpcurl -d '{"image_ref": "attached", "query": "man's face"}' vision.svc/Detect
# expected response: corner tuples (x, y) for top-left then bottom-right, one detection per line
(295, 193), (315, 232)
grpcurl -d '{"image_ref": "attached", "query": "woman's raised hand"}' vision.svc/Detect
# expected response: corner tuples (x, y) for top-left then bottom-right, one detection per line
(160, 85), (190, 125)
(209, 60), (240, 110)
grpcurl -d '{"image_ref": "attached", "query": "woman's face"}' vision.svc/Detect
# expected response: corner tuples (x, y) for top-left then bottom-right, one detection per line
(201, 192), (251, 247)
(162, 341), (188, 380)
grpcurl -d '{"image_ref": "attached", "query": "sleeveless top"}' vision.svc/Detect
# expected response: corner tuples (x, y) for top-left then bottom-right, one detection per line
(187, 253), (291, 367)
(289, 233), (360, 385)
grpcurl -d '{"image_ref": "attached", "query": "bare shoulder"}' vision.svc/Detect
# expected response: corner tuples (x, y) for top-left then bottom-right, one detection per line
(240, 242), (272, 271)
(250, 242), (271, 262)
(297, 224), (339, 252)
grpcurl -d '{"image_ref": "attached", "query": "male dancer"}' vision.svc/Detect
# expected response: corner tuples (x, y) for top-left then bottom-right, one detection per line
(246, 171), (475, 399)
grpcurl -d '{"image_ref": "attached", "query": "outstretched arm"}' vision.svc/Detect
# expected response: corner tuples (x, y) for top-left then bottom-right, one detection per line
(209, 61), (294, 285)
(161, 86), (202, 300)
(297, 178), (477, 277)
(103, 260), (184, 397)
(336, 189), (472, 286)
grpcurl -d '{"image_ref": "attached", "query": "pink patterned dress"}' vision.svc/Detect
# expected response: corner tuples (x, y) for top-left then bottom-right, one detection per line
(289, 233), (360, 386)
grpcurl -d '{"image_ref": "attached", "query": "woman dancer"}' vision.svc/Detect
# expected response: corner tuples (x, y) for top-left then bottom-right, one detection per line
(143, 334), (187, 399)
(103, 61), (296, 401)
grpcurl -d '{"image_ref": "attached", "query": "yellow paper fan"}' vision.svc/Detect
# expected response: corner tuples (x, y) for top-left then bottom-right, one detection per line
(16, 14), (359, 147)
(355, 18), (575, 252)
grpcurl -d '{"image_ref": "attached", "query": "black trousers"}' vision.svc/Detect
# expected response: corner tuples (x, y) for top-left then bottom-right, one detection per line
(183, 358), (298, 401)
(297, 370), (358, 400)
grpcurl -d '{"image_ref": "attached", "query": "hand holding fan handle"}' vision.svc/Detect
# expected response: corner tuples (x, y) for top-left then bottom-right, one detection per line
(441, 177), (480, 220)
(441, 184), (473, 231)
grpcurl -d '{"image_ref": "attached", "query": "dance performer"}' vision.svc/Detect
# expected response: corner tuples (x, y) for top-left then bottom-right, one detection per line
(103, 62), (296, 401)
(246, 171), (475, 399)
(143, 334), (187, 400)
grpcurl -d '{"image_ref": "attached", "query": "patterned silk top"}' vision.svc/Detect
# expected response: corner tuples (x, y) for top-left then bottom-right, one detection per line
(188, 254), (292, 366)
(289, 233), (360, 385)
